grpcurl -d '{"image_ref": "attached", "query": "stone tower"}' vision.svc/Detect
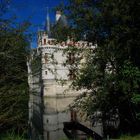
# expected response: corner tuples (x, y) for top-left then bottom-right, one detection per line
(37, 31), (78, 140)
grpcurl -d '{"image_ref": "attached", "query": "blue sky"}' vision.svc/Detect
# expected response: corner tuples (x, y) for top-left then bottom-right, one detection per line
(8, 0), (68, 48)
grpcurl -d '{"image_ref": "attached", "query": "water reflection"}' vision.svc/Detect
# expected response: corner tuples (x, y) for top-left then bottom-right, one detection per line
(43, 97), (74, 140)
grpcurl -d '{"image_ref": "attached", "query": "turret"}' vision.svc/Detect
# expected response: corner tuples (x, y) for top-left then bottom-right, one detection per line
(37, 31), (48, 47)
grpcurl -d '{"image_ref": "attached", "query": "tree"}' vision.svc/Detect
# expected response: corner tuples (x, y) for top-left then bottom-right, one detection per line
(62, 0), (140, 136)
(0, 1), (30, 133)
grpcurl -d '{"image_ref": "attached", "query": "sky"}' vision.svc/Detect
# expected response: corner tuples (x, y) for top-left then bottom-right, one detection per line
(7, 0), (68, 48)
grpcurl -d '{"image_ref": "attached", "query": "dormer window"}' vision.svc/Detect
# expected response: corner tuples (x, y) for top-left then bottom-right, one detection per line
(44, 39), (46, 45)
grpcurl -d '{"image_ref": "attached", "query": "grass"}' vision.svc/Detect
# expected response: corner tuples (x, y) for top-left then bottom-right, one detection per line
(0, 132), (27, 140)
(118, 135), (140, 140)
(110, 134), (140, 140)
(2, 133), (139, 140)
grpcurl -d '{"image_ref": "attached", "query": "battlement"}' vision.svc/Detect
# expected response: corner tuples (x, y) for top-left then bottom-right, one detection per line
(37, 31), (96, 49)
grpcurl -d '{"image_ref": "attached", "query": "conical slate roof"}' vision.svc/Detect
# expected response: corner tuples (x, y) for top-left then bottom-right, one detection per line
(56, 14), (68, 27)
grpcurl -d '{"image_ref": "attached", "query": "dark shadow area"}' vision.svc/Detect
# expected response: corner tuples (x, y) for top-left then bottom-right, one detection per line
(63, 121), (103, 140)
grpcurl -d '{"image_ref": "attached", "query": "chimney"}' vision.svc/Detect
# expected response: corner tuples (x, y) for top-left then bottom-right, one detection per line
(56, 11), (61, 22)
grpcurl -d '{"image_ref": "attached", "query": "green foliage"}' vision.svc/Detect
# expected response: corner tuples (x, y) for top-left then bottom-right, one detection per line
(51, 23), (69, 42)
(30, 50), (41, 74)
(0, 4), (30, 132)
(61, 0), (140, 136)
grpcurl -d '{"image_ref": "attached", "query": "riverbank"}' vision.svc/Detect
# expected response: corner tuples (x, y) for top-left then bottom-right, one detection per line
(113, 135), (140, 140)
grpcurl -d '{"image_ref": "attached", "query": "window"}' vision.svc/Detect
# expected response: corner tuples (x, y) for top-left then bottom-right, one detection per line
(44, 38), (46, 45)
(45, 71), (47, 75)
(69, 69), (76, 80)
(44, 53), (48, 64)
(67, 53), (75, 64)
(48, 40), (50, 44)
